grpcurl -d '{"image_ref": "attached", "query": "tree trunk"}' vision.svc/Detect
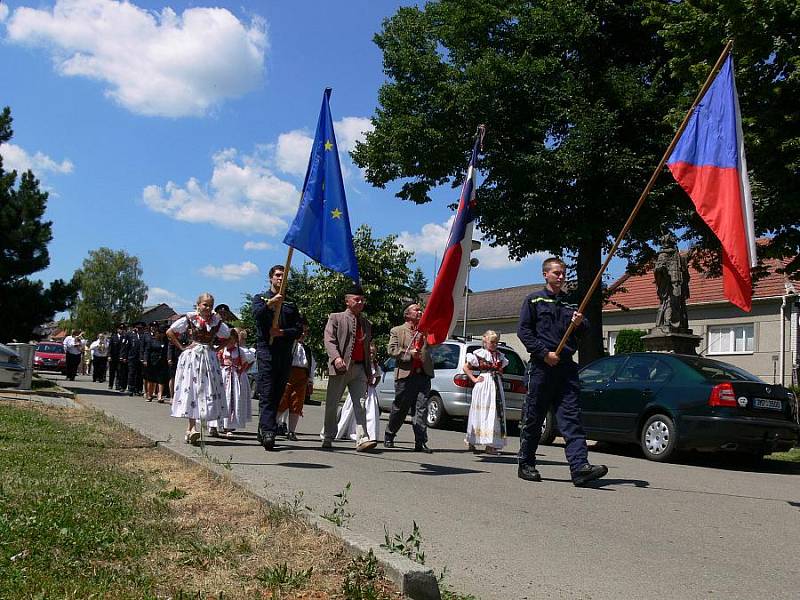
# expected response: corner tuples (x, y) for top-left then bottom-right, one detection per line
(576, 238), (604, 367)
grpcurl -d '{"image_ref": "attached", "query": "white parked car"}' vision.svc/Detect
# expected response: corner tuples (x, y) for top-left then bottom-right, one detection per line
(0, 343), (25, 388)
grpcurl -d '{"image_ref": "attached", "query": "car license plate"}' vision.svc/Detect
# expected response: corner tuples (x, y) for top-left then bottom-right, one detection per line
(753, 397), (782, 411)
(502, 381), (512, 391)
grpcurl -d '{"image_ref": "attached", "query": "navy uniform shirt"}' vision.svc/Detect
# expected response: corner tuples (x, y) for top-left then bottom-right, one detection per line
(252, 289), (301, 352)
(517, 288), (589, 362)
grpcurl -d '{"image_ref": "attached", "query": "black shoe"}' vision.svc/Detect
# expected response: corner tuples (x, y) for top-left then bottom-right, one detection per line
(572, 464), (608, 487)
(518, 464), (542, 482)
(414, 443), (433, 454)
(286, 431), (298, 441)
(276, 423), (288, 437)
(383, 437), (395, 449)
(261, 431), (276, 451)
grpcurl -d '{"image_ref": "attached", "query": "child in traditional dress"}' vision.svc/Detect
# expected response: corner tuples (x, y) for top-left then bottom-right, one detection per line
(277, 319), (315, 441)
(166, 293), (230, 445)
(464, 330), (509, 455)
(335, 342), (381, 442)
(208, 327), (254, 439)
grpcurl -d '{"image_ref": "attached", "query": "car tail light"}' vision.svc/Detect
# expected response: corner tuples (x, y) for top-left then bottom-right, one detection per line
(453, 373), (475, 388)
(709, 382), (737, 407)
(508, 380), (527, 394)
(34, 356), (42, 364)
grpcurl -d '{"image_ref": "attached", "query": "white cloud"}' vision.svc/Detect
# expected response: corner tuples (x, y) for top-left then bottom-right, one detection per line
(146, 286), (190, 307)
(334, 117), (373, 153)
(398, 216), (538, 271)
(5, 0), (267, 117)
(200, 261), (258, 281)
(0, 4), (9, 22)
(143, 147), (299, 235)
(0, 143), (74, 175)
(243, 240), (271, 251)
(275, 129), (312, 177)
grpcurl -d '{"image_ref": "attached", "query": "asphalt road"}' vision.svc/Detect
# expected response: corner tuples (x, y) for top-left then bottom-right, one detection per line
(53, 376), (799, 599)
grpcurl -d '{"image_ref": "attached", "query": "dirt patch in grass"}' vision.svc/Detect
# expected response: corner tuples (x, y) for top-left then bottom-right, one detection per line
(0, 401), (402, 599)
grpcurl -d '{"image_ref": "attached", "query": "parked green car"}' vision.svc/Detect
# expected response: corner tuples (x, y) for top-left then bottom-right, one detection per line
(552, 353), (800, 462)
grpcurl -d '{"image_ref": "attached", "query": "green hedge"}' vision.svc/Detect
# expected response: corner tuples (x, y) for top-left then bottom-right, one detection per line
(614, 329), (647, 354)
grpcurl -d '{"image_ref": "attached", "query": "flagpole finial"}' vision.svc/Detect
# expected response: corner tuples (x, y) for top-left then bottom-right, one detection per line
(475, 124), (486, 151)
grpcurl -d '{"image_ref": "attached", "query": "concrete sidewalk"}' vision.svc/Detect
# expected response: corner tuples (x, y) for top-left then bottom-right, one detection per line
(48, 375), (800, 600)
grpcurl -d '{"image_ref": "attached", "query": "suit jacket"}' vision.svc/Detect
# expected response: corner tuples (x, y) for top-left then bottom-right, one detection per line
(323, 310), (372, 377)
(108, 332), (123, 360)
(387, 323), (434, 380)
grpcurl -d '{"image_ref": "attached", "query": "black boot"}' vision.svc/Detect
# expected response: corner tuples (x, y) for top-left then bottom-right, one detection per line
(571, 464), (608, 487)
(518, 464), (542, 482)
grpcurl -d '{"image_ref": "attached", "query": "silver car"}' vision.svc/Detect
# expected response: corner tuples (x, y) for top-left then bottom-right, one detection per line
(376, 338), (528, 428)
(0, 343), (25, 388)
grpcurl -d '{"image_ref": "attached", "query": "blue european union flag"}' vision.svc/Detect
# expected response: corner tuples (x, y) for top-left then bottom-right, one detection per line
(283, 88), (360, 283)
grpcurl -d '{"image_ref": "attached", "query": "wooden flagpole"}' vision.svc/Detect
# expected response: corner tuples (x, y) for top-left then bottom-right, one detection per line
(554, 40), (734, 355)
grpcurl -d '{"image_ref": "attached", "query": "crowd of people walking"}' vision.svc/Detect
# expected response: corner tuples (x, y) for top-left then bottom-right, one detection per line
(59, 257), (608, 487)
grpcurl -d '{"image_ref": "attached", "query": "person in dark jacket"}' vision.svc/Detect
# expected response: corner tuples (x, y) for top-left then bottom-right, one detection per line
(516, 257), (608, 487)
(252, 265), (301, 450)
(143, 324), (169, 402)
(126, 321), (146, 396)
(107, 323), (126, 390)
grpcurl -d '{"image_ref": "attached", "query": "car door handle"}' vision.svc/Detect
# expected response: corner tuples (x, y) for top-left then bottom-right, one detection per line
(642, 388), (653, 396)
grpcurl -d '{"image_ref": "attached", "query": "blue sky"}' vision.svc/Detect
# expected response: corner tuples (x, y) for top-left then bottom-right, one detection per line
(1, 0), (623, 316)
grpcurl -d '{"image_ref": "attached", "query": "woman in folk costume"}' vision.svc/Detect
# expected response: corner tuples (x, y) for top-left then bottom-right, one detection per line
(277, 319), (316, 441)
(464, 330), (508, 455)
(335, 342), (381, 442)
(208, 328), (254, 439)
(166, 293), (230, 445)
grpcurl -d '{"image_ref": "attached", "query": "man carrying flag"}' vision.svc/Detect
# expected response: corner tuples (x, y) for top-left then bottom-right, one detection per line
(253, 88), (360, 450)
(667, 53), (757, 311)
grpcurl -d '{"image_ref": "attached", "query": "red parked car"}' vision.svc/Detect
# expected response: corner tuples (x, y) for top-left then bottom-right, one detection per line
(34, 341), (67, 373)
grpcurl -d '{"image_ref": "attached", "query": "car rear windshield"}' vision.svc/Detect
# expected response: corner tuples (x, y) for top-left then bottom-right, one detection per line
(37, 344), (64, 353)
(680, 357), (761, 382)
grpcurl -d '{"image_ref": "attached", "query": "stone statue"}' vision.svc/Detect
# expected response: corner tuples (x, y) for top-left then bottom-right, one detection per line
(654, 233), (689, 332)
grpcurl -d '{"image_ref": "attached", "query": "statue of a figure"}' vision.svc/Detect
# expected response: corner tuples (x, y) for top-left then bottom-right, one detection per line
(654, 233), (690, 332)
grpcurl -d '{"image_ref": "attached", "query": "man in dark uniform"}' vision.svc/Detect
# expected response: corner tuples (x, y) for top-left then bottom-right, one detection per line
(252, 264), (301, 450)
(517, 257), (608, 487)
(107, 323), (126, 390)
(117, 325), (130, 392)
(126, 321), (146, 396)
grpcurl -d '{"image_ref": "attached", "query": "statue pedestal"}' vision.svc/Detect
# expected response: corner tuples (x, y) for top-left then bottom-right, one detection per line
(641, 329), (702, 355)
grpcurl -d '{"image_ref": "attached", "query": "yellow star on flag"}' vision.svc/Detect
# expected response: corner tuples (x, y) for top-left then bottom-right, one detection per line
(331, 208), (342, 219)
(324, 139), (333, 151)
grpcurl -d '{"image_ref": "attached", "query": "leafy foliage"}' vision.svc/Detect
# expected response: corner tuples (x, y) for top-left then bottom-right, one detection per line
(72, 247), (148, 337)
(614, 329), (647, 354)
(0, 107), (78, 340)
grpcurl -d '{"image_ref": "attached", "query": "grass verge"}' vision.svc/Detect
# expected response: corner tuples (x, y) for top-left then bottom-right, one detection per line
(0, 400), (402, 599)
(767, 447), (800, 463)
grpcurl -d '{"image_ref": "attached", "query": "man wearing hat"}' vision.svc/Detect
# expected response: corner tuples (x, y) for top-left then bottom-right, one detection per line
(126, 321), (146, 396)
(252, 265), (302, 450)
(384, 302), (435, 453)
(107, 323), (127, 390)
(321, 284), (377, 451)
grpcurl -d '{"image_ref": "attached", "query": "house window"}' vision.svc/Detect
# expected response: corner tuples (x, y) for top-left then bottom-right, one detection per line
(707, 324), (754, 354)
(607, 331), (618, 356)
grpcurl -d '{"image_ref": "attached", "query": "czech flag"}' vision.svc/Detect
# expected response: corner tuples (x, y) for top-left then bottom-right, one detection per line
(417, 133), (482, 345)
(667, 54), (757, 312)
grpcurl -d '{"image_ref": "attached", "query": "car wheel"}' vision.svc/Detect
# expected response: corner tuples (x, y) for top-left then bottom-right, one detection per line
(426, 393), (447, 428)
(539, 408), (557, 445)
(640, 413), (677, 462)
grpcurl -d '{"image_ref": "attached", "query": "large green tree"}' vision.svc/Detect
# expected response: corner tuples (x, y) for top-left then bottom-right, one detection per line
(72, 248), (148, 337)
(238, 225), (427, 366)
(353, 0), (799, 363)
(0, 107), (77, 341)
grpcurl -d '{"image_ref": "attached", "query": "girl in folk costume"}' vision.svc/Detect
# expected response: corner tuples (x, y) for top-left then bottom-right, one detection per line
(277, 319), (316, 441)
(208, 328), (254, 439)
(464, 330), (509, 455)
(166, 293), (230, 445)
(335, 342), (381, 442)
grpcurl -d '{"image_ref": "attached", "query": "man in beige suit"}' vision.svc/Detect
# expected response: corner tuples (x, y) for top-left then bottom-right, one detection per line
(385, 302), (434, 453)
(321, 285), (378, 451)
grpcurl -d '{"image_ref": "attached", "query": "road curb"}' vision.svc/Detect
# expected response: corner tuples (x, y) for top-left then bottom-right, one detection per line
(1, 386), (76, 399)
(71, 395), (442, 600)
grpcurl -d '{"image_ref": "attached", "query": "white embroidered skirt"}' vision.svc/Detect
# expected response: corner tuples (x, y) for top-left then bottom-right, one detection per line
(170, 344), (227, 421)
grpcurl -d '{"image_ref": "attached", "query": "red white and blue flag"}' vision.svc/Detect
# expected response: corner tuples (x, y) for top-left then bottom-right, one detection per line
(667, 54), (757, 312)
(418, 132), (483, 345)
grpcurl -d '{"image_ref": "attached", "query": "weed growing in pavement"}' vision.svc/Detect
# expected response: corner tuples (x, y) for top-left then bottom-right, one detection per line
(321, 481), (353, 527)
(381, 520), (425, 564)
(342, 550), (389, 600)
(256, 562), (313, 594)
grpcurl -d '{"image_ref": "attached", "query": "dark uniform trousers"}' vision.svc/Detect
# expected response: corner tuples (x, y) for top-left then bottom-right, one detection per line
(386, 372), (431, 445)
(108, 357), (119, 389)
(116, 360), (128, 391)
(256, 345), (293, 435)
(518, 359), (588, 474)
